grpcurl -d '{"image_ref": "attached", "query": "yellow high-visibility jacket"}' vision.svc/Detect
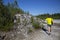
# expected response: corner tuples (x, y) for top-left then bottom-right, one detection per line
(46, 18), (53, 25)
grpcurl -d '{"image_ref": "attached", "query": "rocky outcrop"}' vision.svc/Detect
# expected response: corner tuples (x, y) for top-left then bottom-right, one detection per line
(0, 13), (44, 40)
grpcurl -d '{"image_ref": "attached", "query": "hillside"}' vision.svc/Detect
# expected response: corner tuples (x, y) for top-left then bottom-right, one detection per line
(0, 0), (60, 40)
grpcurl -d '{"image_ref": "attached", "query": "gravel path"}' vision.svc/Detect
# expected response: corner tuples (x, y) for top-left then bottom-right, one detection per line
(28, 23), (60, 40)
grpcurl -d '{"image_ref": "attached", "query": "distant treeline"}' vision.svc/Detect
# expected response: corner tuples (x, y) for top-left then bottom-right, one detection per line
(36, 13), (60, 19)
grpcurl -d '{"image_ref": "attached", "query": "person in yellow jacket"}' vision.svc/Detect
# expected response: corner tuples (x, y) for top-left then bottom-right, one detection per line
(45, 16), (53, 35)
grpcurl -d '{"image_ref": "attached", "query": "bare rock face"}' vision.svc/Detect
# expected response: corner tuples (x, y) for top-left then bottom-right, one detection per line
(3, 14), (33, 40)
(0, 13), (44, 40)
(0, 32), (6, 40)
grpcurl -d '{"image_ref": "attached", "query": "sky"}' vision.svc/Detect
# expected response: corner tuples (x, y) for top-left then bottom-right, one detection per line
(3, 0), (60, 15)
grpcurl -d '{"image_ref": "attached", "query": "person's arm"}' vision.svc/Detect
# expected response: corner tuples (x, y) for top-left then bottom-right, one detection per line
(51, 18), (53, 25)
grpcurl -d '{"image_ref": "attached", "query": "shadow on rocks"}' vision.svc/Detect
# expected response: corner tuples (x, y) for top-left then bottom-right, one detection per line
(42, 28), (50, 35)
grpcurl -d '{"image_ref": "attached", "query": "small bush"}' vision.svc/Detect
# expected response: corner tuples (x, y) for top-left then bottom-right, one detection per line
(32, 22), (40, 29)
(31, 17), (40, 29)
(31, 16), (34, 23)
(28, 28), (33, 33)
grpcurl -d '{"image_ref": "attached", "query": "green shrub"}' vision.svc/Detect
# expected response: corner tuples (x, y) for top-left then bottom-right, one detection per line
(32, 22), (40, 29)
(0, 13), (14, 31)
(28, 28), (33, 33)
(31, 17), (40, 29)
(0, 21), (14, 31)
(31, 16), (34, 23)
